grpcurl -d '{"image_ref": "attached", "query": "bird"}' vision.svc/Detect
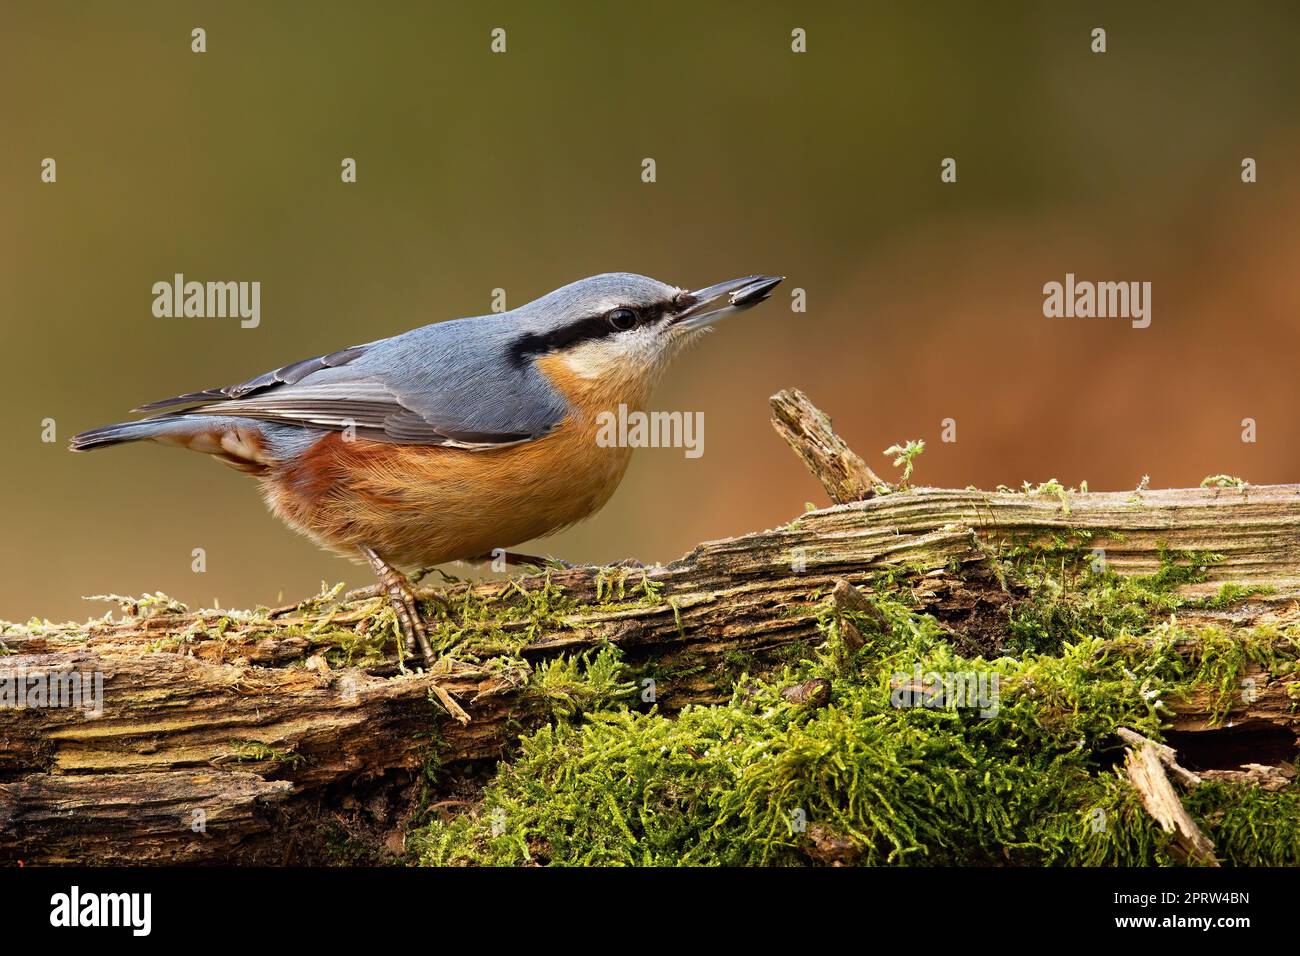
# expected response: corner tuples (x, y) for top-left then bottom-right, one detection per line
(71, 272), (783, 667)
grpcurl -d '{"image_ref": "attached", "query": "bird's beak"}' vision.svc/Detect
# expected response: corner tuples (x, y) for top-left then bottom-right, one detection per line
(671, 275), (784, 331)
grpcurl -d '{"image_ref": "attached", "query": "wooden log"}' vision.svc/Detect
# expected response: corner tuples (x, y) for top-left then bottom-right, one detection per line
(4, 394), (1300, 863)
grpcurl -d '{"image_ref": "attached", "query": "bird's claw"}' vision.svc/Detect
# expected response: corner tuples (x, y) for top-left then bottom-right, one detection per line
(361, 546), (436, 665)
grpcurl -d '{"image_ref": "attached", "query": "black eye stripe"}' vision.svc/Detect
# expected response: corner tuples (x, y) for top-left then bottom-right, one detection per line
(509, 304), (667, 365)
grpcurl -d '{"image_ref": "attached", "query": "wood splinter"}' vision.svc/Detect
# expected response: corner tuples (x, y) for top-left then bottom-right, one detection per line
(1121, 735), (1218, 866)
(770, 388), (885, 504)
(1116, 726), (1201, 787)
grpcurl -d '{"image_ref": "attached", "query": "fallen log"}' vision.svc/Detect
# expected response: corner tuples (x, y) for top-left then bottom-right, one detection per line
(2, 391), (1299, 864)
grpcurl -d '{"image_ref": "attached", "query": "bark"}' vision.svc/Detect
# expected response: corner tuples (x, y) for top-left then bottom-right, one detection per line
(3, 394), (1299, 863)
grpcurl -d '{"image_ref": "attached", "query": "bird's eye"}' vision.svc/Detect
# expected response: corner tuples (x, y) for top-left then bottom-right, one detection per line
(606, 307), (639, 332)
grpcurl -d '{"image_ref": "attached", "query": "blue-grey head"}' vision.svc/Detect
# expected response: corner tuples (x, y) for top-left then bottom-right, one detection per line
(504, 272), (783, 385)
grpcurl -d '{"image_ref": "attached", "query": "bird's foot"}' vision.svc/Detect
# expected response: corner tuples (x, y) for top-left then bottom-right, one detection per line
(361, 547), (470, 724)
(361, 546), (436, 666)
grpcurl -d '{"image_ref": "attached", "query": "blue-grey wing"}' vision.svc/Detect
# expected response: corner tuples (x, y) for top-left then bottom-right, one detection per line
(135, 319), (570, 447)
(133, 344), (373, 410)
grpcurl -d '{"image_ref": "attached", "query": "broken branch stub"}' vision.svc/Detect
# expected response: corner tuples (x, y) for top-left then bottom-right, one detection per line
(1123, 743), (1218, 866)
(770, 388), (884, 504)
(1116, 727), (1201, 787)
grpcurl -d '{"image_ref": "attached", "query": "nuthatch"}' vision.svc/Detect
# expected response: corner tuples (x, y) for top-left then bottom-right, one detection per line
(72, 273), (783, 663)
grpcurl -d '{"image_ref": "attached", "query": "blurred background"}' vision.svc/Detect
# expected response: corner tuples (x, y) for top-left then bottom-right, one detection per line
(3, 1), (1299, 621)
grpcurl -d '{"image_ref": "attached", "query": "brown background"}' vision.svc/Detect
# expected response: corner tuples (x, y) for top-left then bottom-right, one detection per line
(3, 1), (1298, 621)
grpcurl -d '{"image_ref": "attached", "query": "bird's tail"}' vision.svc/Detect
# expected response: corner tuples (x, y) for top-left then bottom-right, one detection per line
(70, 414), (287, 474)
(69, 419), (182, 452)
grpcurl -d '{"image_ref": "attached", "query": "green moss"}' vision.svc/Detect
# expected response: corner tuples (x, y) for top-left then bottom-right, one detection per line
(594, 567), (665, 606)
(418, 572), (580, 663)
(1183, 783), (1300, 865)
(528, 645), (637, 720)
(1044, 777), (1300, 865)
(409, 568), (1300, 866)
(1174, 622), (1299, 719)
(322, 624), (394, 668)
(1200, 475), (1248, 489)
(883, 439), (925, 487)
(998, 543), (1227, 655)
(1195, 582), (1275, 610)
(1022, 478), (1071, 514)
(223, 740), (305, 768)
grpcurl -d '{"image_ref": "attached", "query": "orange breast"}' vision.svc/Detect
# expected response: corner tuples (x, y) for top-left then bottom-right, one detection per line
(260, 354), (649, 568)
